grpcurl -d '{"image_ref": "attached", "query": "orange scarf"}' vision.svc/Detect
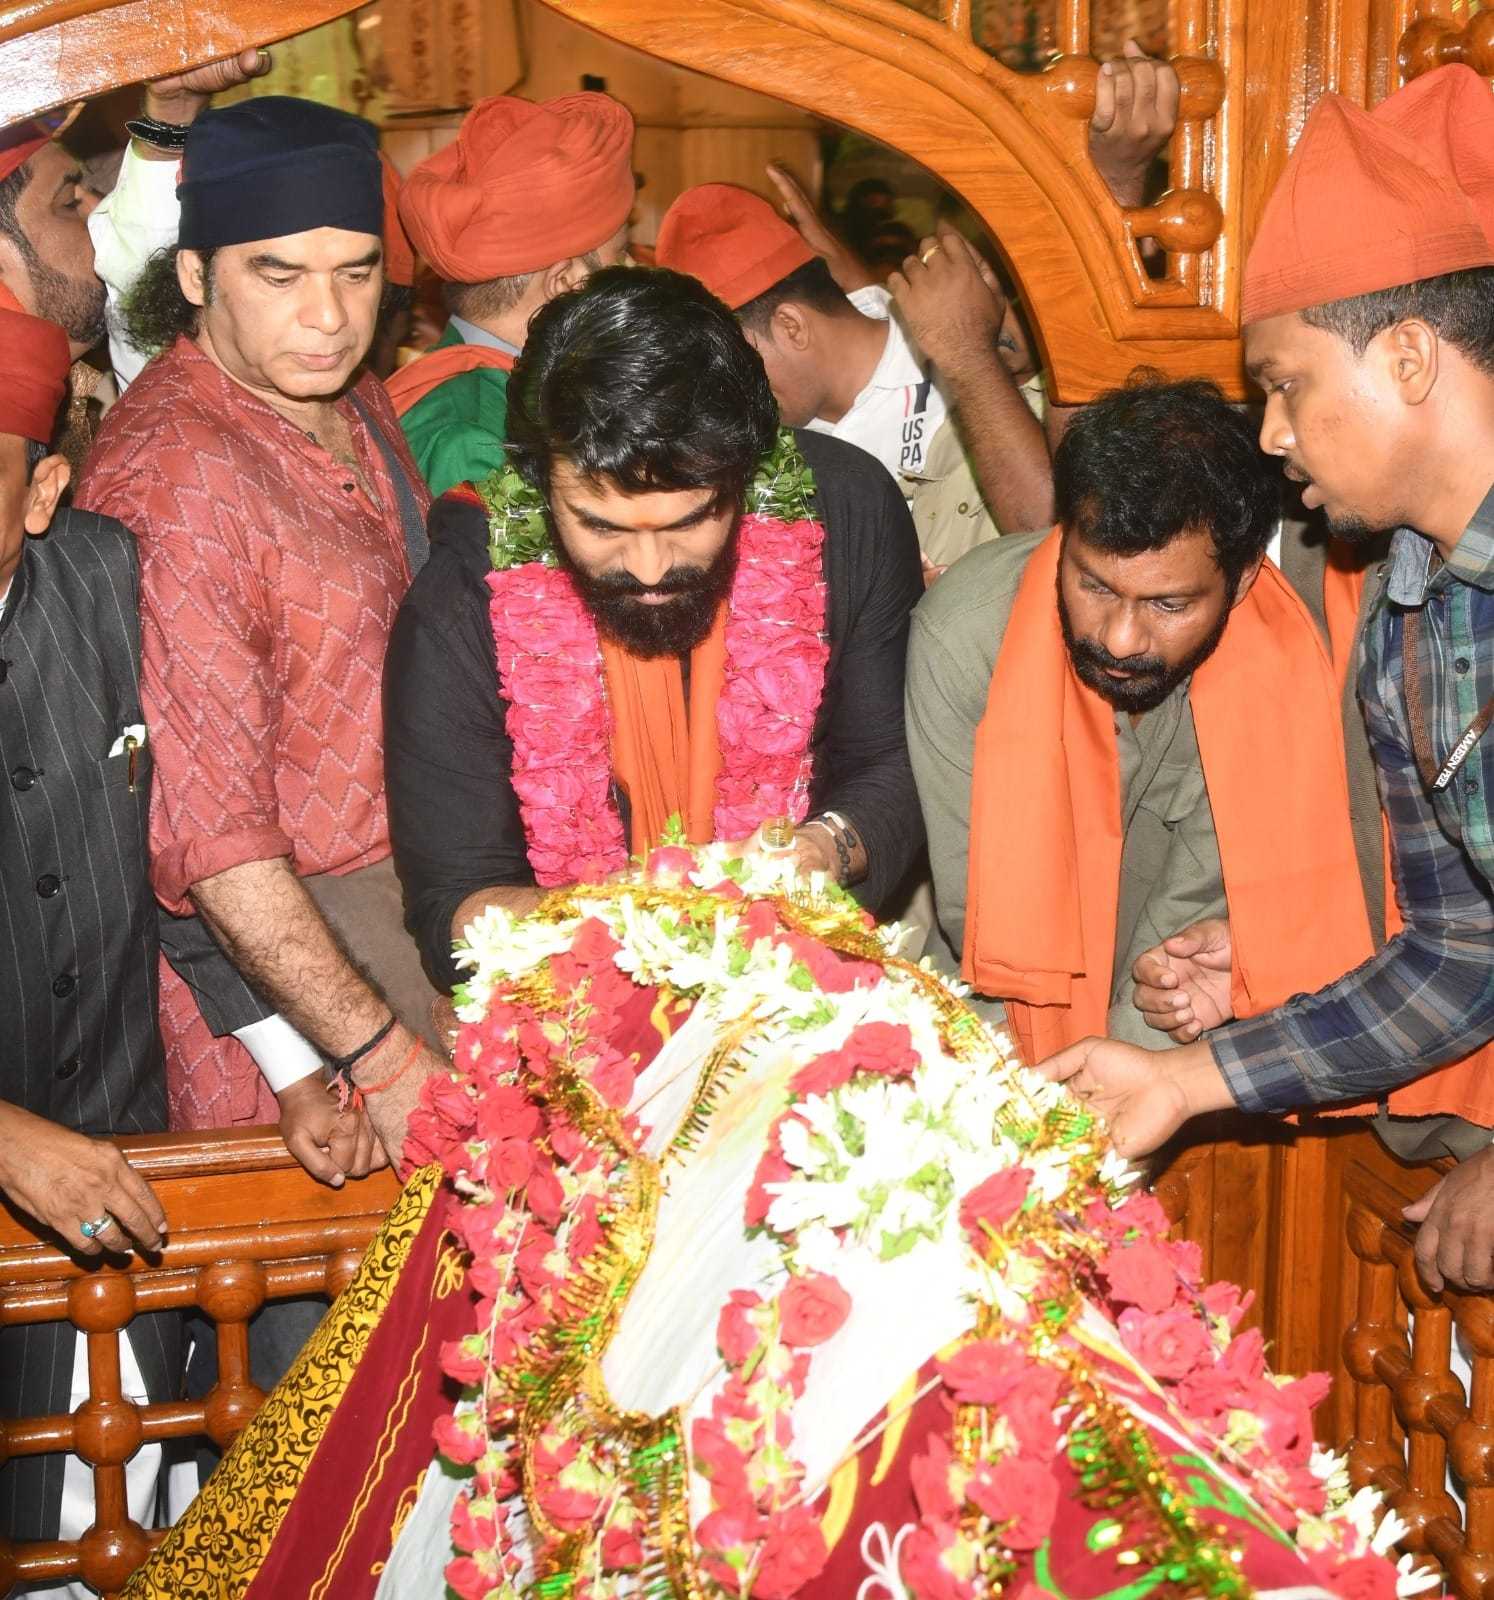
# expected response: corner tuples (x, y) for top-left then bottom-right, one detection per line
(964, 530), (1374, 1065)
(385, 343), (515, 418)
(1323, 554), (1494, 1124)
(599, 611), (728, 854)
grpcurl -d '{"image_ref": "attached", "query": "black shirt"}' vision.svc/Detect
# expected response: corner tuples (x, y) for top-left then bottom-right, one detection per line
(384, 429), (926, 990)
(0, 510), (165, 1135)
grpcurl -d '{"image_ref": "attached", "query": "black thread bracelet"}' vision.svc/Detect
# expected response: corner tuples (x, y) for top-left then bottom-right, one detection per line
(124, 115), (192, 152)
(325, 1014), (396, 1075)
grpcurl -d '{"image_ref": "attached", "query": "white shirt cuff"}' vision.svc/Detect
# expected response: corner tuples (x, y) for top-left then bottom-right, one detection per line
(231, 1014), (323, 1095)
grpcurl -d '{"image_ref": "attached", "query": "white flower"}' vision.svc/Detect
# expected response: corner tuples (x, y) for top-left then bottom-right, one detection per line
(1395, 1554), (1442, 1596)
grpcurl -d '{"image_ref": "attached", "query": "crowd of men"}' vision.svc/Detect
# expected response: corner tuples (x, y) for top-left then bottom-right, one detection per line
(6, 36), (1494, 1585)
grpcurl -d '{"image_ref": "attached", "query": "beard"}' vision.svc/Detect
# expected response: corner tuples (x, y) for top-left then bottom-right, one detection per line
(1058, 583), (1233, 714)
(28, 254), (105, 350)
(560, 529), (740, 659)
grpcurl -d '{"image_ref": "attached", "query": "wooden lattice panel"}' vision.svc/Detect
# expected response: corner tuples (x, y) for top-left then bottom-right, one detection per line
(0, 1129), (400, 1599)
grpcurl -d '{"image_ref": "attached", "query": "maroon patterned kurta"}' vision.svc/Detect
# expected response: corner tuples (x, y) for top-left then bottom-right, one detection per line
(77, 337), (430, 1128)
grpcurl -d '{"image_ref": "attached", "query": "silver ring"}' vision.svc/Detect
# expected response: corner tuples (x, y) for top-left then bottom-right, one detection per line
(79, 1213), (113, 1239)
(921, 245), (940, 265)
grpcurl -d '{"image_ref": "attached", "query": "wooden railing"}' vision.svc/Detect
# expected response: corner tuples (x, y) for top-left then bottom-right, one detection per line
(0, 1129), (401, 1599)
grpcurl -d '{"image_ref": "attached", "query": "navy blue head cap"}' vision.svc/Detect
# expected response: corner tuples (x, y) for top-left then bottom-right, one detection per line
(177, 96), (383, 252)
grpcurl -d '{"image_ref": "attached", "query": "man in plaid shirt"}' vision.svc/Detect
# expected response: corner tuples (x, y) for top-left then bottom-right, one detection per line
(1044, 66), (1494, 1294)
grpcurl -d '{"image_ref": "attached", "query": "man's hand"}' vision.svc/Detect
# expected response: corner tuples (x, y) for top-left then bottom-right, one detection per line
(143, 48), (271, 130)
(1132, 917), (1233, 1042)
(276, 1072), (387, 1189)
(1036, 1036), (1233, 1158)
(763, 162), (877, 294)
(1089, 40), (1180, 207)
(887, 226), (1006, 381)
(0, 1103), (167, 1257)
(1404, 1146), (1494, 1293)
(350, 1026), (447, 1172)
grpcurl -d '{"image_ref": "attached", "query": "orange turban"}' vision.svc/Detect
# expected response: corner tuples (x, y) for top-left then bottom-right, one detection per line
(0, 124), (49, 187)
(380, 154), (415, 288)
(0, 283), (70, 443)
(655, 183), (815, 310)
(399, 93), (634, 283)
(1243, 66), (1494, 324)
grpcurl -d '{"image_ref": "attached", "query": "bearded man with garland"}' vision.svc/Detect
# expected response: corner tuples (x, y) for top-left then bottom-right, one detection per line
(384, 266), (926, 987)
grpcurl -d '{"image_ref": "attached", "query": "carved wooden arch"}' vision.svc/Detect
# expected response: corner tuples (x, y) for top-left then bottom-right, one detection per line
(530, 0), (1427, 398)
(0, 1), (366, 130)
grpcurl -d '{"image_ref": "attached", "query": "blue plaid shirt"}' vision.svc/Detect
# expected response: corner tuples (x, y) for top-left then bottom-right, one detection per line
(1212, 491), (1494, 1112)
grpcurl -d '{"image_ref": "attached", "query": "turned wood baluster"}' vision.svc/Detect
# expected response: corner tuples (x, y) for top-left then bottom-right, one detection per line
(69, 1274), (150, 1597)
(1056, 0), (1091, 57)
(1393, 1246), (1463, 1547)
(1399, 8), (1494, 81)
(1345, 1205), (1411, 1492)
(198, 1261), (269, 1448)
(1449, 1297), (1494, 1600)
(941, 0), (971, 43)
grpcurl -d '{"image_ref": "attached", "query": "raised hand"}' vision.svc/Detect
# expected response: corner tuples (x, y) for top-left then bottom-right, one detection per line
(144, 47), (272, 129)
(1089, 40), (1181, 207)
(763, 162), (877, 293)
(1131, 917), (1234, 1043)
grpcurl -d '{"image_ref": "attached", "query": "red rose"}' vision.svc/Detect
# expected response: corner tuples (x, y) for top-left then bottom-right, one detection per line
(1002, 1365), (1063, 1459)
(741, 900), (780, 944)
(525, 1160), (566, 1227)
(1102, 1241), (1180, 1314)
(751, 1505), (829, 1599)
(967, 1457), (1060, 1549)
(645, 845), (698, 883)
(439, 1335), (486, 1388)
(432, 1409), (486, 1466)
(698, 1501), (766, 1554)
(937, 1339), (1030, 1405)
(745, 1137), (792, 1229)
(1201, 1280), (1254, 1328)
(489, 1139), (534, 1193)
(474, 1083), (541, 1146)
(587, 1049), (635, 1109)
(570, 916), (622, 968)
(449, 1493), (497, 1554)
(601, 1524), (644, 1570)
(1308, 1553), (1400, 1600)
(717, 1289), (765, 1366)
(910, 1433), (962, 1521)
(959, 1167), (1031, 1244)
(444, 1556), (494, 1600)
(842, 1021), (920, 1078)
(1118, 1306), (1214, 1381)
(778, 1273), (851, 1347)
(790, 1048), (854, 1098)
(899, 1522), (975, 1600)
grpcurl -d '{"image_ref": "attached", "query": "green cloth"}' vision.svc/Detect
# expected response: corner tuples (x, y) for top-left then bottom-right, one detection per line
(905, 532), (1226, 1050)
(397, 321), (511, 497)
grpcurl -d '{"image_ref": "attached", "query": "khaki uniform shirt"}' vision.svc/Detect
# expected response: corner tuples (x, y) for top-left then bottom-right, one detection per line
(906, 375), (1047, 567)
(906, 532), (1225, 1049)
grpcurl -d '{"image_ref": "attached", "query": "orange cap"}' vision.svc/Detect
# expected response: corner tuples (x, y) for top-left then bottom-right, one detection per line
(379, 153), (415, 288)
(0, 289), (69, 442)
(1243, 66), (1494, 324)
(399, 93), (635, 283)
(655, 183), (816, 310)
(0, 125), (49, 187)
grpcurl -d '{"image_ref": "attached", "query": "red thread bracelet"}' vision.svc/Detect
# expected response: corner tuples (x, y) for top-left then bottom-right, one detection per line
(358, 1034), (424, 1097)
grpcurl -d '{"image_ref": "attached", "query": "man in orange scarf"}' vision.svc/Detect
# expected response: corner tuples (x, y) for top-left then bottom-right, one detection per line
(1042, 64), (1494, 1294)
(384, 267), (925, 994)
(907, 375), (1375, 1067)
(387, 93), (635, 496)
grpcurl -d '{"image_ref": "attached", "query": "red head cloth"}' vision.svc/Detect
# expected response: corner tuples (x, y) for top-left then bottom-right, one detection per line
(0, 290), (70, 442)
(1243, 66), (1494, 324)
(655, 183), (816, 310)
(380, 153), (416, 288)
(399, 93), (634, 284)
(0, 121), (50, 187)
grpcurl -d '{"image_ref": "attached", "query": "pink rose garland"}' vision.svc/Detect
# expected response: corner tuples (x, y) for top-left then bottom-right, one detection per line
(487, 513), (828, 886)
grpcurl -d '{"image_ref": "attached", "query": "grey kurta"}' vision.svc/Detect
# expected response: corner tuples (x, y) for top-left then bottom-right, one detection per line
(905, 531), (1226, 1049)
